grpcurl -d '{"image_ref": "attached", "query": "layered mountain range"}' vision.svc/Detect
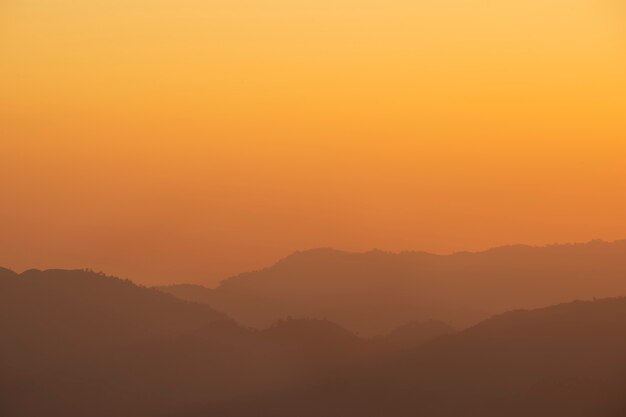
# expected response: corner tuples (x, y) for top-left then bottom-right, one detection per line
(159, 240), (626, 335)
(2, 240), (626, 416)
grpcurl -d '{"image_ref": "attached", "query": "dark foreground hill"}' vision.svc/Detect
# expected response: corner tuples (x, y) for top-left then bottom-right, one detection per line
(0, 268), (444, 417)
(159, 240), (626, 335)
(0, 268), (228, 347)
(0, 268), (230, 416)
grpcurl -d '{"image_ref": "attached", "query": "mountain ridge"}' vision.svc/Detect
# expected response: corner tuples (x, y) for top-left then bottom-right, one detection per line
(158, 239), (626, 335)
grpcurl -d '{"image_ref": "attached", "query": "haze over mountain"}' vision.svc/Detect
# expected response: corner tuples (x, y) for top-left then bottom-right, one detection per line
(158, 239), (626, 335)
(0, 268), (235, 416)
(186, 297), (626, 417)
(0, 267), (444, 417)
(2, 265), (626, 416)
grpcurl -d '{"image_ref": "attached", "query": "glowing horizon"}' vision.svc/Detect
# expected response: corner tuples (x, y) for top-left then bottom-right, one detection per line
(2, 0), (625, 285)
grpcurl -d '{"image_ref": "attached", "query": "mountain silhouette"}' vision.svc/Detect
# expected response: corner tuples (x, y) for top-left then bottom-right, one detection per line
(0, 268), (230, 416)
(4, 263), (626, 417)
(0, 267), (456, 417)
(187, 297), (626, 417)
(0, 268), (228, 352)
(158, 240), (626, 335)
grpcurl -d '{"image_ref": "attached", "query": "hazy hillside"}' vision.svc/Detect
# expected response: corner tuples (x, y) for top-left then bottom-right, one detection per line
(4, 266), (626, 417)
(189, 297), (626, 417)
(0, 269), (234, 416)
(0, 268), (228, 353)
(0, 268), (447, 417)
(158, 240), (626, 335)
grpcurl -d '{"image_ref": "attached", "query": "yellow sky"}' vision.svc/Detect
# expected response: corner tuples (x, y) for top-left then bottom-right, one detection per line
(1, 0), (625, 285)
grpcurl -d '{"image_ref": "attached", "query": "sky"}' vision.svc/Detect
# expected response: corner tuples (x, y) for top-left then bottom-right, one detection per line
(1, 0), (625, 286)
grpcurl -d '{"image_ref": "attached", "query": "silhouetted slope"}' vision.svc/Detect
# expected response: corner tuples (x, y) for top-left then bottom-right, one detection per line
(0, 268), (227, 353)
(378, 320), (455, 351)
(0, 268), (230, 417)
(382, 298), (626, 409)
(261, 318), (368, 374)
(371, 298), (626, 416)
(193, 297), (626, 417)
(263, 318), (360, 347)
(0, 268), (379, 417)
(157, 284), (214, 307)
(0, 267), (17, 278)
(158, 240), (626, 335)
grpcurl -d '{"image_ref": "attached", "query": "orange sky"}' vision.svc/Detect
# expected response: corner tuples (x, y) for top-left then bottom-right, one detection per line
(1, 0), (625, 285)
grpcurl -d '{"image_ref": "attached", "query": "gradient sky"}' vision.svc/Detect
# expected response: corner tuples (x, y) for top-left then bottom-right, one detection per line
(1, 0), (625, 285)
